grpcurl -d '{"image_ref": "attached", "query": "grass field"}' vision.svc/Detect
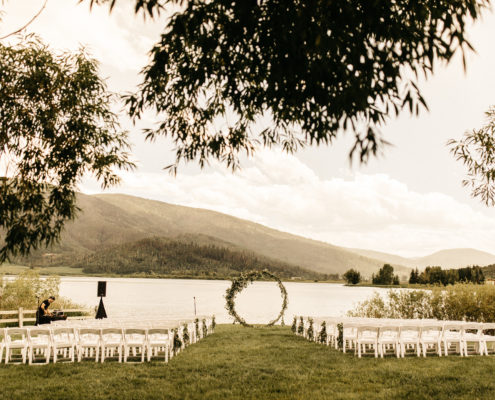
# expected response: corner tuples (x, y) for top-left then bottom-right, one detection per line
(1, 325), (495, 400)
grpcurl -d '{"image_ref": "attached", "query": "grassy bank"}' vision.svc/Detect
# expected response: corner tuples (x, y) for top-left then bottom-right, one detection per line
(0, 264), (84, 276)
(346, 283), (433, 288)
(1, 325), (495, 400)
(0, 264), (343, 283)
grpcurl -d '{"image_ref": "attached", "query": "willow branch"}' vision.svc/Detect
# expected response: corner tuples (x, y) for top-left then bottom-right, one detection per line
(0, 0), (48, 40)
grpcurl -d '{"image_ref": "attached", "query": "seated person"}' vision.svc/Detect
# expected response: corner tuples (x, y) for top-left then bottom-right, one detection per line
(37, 296), (56, 325)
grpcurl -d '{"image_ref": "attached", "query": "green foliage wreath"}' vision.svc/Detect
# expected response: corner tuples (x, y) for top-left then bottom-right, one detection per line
(225, 270), (288, 327)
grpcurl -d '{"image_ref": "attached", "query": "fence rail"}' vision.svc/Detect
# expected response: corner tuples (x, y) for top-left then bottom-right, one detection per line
(0, 308), (94, 327)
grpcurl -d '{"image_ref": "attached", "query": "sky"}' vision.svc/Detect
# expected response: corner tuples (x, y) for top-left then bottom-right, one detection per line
(2, 0), (495, 257)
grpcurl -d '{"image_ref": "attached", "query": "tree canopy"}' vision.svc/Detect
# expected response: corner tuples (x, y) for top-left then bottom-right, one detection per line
(343, 268), (361, 285)
(0, 37), (134, 262)
(0, 0), (491, 260)
(372, 264), (399, 285)
(449, 106), (495, 206)
(94, 0), (488, 172)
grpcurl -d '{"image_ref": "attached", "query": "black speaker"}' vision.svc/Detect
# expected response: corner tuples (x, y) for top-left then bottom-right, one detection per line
(97, 281), (107, 297)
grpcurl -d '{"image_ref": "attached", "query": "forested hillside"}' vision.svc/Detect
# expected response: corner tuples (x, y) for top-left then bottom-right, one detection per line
(17, 192), (409, 276)
(71, 236), (331, 280)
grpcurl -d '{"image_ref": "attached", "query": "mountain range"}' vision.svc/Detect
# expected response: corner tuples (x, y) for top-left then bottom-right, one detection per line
(12, 193), (495, 277)
(347, 248), (495, 270)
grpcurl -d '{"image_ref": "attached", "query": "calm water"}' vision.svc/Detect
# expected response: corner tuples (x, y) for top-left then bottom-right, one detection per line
(59, 277), (389, 324)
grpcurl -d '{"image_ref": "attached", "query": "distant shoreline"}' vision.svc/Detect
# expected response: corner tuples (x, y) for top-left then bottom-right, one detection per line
(0, 264), (343, 284)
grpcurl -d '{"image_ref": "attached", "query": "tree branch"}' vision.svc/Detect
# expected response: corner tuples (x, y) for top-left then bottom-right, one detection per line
(0, 0), (48, 40)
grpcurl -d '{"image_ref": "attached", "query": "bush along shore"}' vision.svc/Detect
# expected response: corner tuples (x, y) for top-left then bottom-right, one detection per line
(348, 283), (495, 321)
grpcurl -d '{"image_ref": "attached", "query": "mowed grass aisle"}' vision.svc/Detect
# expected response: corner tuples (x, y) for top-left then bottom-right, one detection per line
(1, 325), (495, 400)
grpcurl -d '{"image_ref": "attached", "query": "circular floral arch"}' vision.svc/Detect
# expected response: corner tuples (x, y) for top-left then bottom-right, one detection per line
(225, 270), (288, 327)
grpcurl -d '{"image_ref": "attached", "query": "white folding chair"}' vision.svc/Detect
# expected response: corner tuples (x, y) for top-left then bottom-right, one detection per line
(480, 323), (495, 355)
(356, 325), (379, 358)
(342, 323), (358, 354)
(443, 324), (464, 356)
(378, 325), (400, 358)
(0, 328), (5, 364)
(420, 324), (443, 357)
(147, 328), (170, 362)
(399, 325), (421, 357)
(462, 322), (483, 356)
(101, 328), (123, 363)
(28, 328), (52, 365)
(123, 328), (147, 363)
(325, 321), (339, 349)
(52, 328), (76, 363)
(4, 328), (29, 364)
(77, 328), (101, 362)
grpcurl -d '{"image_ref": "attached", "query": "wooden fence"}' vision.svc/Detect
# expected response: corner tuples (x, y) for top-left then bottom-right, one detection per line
(0, 308), (94, 327)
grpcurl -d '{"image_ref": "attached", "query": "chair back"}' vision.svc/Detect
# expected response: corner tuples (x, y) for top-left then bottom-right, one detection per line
(101, 328), (123, 342)
(378, 326), (400, 339)
(6, 328), (28, 343)
(124, 328), (147, 343)
(357, 326), (379, 340)
(52, 328), (76, 343)
(28, 328), (52, 343)
(78, 328), (101, 343)
(148, 328), (169, 341)
(342, 323), (359, 338)
(420, 325), (443, 340)
(443, 324), (463, 339)
(399, 325), (421, 340)
(462, 322), (483, 337)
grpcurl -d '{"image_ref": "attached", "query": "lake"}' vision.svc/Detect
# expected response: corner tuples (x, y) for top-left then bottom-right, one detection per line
(59, 277), (390, 323)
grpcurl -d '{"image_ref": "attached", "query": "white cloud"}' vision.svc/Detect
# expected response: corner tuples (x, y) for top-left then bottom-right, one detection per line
(80, 149), (495, 257)
(0, 0), (160, 73)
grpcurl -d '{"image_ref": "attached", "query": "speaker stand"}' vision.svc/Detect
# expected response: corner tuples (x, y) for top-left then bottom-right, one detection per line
(95, 296), (107, 319)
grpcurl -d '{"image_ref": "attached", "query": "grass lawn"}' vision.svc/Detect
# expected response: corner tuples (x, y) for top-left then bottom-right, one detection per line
(1, 325), (495, 400)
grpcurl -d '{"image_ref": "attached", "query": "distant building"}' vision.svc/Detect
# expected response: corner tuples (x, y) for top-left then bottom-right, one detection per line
(485, 278), (495, 285)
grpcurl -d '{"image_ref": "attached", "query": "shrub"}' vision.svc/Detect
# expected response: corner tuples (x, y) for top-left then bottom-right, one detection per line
(195, 318), (200, 338)
(291, 316), (297, 333)
(297, 316), (304, 335)
(0, 269), (82, 312)
(202, 318), (208, 337)
(318, 321), (327, 344)
(173, 328), (182, 354)
(182, 323), (190, 345)
(307, 318), (314, 341)
(349, 284), (495, 322)
(343, 269), (361, 285)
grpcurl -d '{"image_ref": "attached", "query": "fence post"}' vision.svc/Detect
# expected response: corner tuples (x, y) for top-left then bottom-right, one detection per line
(18, 307), (23, 327)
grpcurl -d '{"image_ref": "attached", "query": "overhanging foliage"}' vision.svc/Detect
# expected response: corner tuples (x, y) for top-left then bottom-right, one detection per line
(0, 36), (134, 262)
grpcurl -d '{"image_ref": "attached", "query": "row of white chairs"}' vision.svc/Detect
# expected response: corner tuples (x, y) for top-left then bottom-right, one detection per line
(0, 316), (214, 365)
(295, 316), (495, 358)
